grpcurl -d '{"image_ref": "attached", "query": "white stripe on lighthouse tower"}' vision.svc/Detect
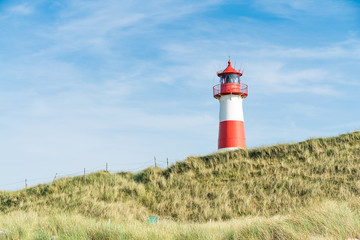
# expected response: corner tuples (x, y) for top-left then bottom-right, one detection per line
(219, 94), (244, 122)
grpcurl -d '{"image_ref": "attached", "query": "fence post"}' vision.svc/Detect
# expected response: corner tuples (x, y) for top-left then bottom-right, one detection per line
(84, 168), (86, 182)
(53, 173), (58, 182)
(25, 179), (27, 189)
(154, 156), (157, 168)
(106, 162), (108, 172)
(167, 158), (169, 168)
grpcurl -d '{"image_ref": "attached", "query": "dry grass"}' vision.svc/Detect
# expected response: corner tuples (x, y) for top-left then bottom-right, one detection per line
(0, 201), (359, 239)
(0, 131), (360, 238)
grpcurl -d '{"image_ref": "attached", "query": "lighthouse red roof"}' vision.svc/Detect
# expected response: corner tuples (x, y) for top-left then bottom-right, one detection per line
(217, 60), (242, 77)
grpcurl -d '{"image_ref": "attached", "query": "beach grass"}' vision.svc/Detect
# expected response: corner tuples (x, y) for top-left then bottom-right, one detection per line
(1, 131), (360, 239)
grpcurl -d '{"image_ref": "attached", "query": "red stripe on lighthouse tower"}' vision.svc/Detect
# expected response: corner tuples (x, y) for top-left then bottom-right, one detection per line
(218, 121), (246, 149)
(213, 59), (248, 151)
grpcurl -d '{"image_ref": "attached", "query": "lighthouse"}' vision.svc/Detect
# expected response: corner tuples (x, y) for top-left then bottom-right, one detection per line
(213, 59), (248, 150)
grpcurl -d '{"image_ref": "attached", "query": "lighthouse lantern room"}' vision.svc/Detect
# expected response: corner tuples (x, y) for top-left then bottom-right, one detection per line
(213, 59), (248, 150)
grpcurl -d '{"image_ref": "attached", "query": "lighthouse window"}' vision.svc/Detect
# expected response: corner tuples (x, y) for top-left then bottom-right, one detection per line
(225, 75), (230, 83)
(231, 74), (240, 83)
(220, 74), (240, 84)
(220, 75), (226, 84)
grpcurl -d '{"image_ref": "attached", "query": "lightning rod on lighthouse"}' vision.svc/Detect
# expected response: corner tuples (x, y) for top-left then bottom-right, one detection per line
(213, 59), (248, 150)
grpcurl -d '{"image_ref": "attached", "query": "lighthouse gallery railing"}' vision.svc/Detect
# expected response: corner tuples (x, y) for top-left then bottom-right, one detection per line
(213, 83), (248, 99)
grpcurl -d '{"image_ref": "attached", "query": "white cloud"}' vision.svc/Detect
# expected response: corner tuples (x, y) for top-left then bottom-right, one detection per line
(252, 0), (357, 19)
(7, 3), (33, 15)
(246, 61), (338, 96)
(156, 35), (360, 96)
(252, 39), (360, 60)
(31, 0), (223, 57)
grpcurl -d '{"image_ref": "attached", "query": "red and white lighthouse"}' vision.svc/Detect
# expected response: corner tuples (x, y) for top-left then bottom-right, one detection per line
(213, 59), (248, 150)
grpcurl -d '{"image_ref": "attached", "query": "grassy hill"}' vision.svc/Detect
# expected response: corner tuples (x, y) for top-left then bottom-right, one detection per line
(0, 131), (360, 239)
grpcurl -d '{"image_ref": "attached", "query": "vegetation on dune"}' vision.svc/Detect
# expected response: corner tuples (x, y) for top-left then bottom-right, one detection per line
(0, 131), (360, 239)
(0, 200), (360, 240)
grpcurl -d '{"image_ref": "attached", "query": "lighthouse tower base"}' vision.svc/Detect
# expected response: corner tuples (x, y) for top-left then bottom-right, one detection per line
(218, 147), (243, 152)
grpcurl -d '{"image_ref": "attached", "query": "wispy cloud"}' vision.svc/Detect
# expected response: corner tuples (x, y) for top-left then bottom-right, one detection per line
(31, 0), (222, 57)
(6, 3), (33, 15)
(252, 0), (358, 19)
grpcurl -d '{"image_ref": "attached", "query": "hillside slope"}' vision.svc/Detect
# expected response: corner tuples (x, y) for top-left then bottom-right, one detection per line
(1, 132), (359, 222)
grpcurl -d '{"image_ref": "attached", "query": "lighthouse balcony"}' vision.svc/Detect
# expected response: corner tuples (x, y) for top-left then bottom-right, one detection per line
(213, 83), (248, 99)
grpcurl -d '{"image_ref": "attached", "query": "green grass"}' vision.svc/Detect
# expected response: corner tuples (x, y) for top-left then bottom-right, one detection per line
(0, 131), (360, 239)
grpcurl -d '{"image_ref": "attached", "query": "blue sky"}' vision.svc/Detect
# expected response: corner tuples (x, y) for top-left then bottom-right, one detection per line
(0, 0), (359, 190)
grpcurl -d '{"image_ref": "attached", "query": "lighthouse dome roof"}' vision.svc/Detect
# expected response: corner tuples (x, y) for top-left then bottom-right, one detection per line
(217, 60), (242, 77)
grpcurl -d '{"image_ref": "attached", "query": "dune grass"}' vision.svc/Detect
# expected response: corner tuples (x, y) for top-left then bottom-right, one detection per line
(0, 201), (359, 240)
(0, 131), (359, 239)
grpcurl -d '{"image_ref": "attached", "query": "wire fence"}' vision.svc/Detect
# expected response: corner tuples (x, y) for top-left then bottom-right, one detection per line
(0, 157), (176, 191)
